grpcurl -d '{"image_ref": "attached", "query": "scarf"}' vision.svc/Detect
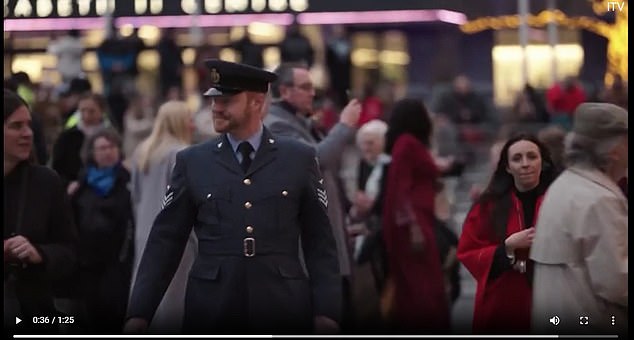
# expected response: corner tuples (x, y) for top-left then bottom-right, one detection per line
(86, 165), (118, 197)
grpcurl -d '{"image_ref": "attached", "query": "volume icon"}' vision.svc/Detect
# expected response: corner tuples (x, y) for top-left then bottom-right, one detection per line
(611, 316), (615, 325)
(549, 316), (560, 326)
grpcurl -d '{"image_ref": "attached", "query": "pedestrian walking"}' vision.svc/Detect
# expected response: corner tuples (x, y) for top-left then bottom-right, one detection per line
(129, 100), (196, 333)
(124, 60), (341, 334)
(531, 103), (628, 335)
(457, 133), (558, 334)
(381, 99), (451, 333)
(4, 89), (78, 334)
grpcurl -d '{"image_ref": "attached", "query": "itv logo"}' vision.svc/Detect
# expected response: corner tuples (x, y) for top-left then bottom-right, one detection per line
(606, 1), (626, 11)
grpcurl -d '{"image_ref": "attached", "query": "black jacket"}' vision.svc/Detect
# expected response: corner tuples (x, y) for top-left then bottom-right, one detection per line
(71, 165), (134, 268)
(51, 126), (85, 187)
(3, 162), (78, 325)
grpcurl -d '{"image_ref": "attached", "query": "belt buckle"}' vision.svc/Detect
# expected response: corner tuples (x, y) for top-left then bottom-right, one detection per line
(243, 238), (255, 257)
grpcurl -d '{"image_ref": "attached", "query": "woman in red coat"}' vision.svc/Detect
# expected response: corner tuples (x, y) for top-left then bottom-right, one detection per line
(382, 99), (450, 333)
(457, 134), (558, 334)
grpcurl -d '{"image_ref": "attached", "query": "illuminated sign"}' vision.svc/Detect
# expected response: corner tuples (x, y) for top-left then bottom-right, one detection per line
(4, 0), (310, 18)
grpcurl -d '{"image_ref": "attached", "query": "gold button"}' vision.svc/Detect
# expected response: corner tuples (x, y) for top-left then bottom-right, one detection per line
(244, 202), (252, 209)
(246, 226), (254, 234)
(282, 190), (288, 196)
(243, 178), (252, 185)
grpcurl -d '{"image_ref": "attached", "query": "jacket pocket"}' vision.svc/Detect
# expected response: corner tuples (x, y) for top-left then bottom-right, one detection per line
(276, 259), (307, 280)
(189, 259), (221, 281)
(197, 202), (219, 225)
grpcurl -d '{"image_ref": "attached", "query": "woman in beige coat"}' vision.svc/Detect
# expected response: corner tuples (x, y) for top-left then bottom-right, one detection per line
(530, 103), (628, 335)
(128, 101), (196, 333)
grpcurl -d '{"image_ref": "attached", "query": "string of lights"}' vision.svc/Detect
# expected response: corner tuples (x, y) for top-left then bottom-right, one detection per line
(459, 1), (628, 85)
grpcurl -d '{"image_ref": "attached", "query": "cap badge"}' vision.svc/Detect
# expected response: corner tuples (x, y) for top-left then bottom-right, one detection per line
(211, 68), (221, 83)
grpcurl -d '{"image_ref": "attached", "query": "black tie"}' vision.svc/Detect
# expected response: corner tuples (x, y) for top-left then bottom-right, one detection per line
(237, 142), (254, 173)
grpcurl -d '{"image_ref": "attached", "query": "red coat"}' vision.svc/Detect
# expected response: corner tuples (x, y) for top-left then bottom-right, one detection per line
(382, 134), (450, 332)
(546, 84), (586, 116)
(358, 96), (383, 127)
(457, 192), (545, 334)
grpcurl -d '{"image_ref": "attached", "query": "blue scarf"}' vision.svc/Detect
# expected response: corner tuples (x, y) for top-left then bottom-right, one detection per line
(86, 165), (118, 197)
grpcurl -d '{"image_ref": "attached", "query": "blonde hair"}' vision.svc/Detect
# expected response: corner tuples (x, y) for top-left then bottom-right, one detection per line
(136, 100), (192, 173)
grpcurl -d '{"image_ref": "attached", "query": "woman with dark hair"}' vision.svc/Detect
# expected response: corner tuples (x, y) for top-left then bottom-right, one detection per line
(4, 89), (78, 333)
(69, 128), (134, 332)
(457, 133), (558, 334)
(381, 98), (450, 333)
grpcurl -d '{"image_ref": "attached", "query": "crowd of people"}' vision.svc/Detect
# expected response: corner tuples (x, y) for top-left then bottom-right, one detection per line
(3, 26), (628, 336)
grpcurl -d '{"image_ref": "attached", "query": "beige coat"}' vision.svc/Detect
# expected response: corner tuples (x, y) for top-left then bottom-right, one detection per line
(530, 167), (628, 335)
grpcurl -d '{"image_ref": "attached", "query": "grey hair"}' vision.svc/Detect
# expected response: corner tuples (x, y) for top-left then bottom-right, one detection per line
(271, 62), (308, 99)
(356, 119), (388, 147)
(563, 132), (625, 171)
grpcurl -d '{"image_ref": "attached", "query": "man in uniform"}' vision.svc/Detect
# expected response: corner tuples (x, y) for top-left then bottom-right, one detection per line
(123, 60), (341, 334)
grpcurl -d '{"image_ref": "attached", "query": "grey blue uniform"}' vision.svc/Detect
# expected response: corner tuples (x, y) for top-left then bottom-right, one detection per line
(126, 129), (342, 334)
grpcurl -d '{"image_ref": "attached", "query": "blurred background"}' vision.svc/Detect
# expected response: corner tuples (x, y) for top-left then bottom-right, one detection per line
(3, 0), (628, 333)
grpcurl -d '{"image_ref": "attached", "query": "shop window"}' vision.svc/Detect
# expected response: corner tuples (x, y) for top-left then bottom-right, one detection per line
(11, 53), (56, 83)
(120, 24), (135, 38)
(219, 48), (238, 62)
(182, 48), (197, 66)
(83, 29), (107, 49)
(492, 44), (584, 107)
(263, 47), (281, 70)
(247, 22), (285, 45)
(82, 52), (100, 72)
(138, 25), (161, 46)
(137, 50), (160, 71)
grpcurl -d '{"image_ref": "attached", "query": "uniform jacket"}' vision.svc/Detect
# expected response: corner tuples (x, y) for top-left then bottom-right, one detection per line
(130, 142), (198, 332)
(126, 129), (341, 334)
(381, 134), (450, 332)
(457, 191), (545, 334)
(3, 162), (78, 325)
(264, 101), (353, 277)
(530, 167), (628, 335)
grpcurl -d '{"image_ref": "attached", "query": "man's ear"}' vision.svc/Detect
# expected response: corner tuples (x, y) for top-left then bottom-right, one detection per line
(279, 84), (291, 100)
(249, 93), (265, 111)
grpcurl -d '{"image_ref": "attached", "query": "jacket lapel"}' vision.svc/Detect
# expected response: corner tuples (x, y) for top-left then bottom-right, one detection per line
(212, 135), (243, 175)
(246, 128), (278, 177)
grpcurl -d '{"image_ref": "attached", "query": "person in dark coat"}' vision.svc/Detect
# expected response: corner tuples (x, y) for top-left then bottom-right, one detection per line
(51, 93), (109, 190)
(280, 21), (314, 67)
(4, 89), (79, 334)
(124, 60), (342, 335)
(232, 32), (264, 68)
(325, 25), (351, 108)
(157, 28), (184, 99)
(69, 128), (134, 333)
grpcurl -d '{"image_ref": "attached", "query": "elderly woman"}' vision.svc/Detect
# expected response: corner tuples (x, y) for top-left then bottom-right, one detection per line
(70, 128), (134, 332)
(530, 103), (628, 335)
(349, 120), (390, 287)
